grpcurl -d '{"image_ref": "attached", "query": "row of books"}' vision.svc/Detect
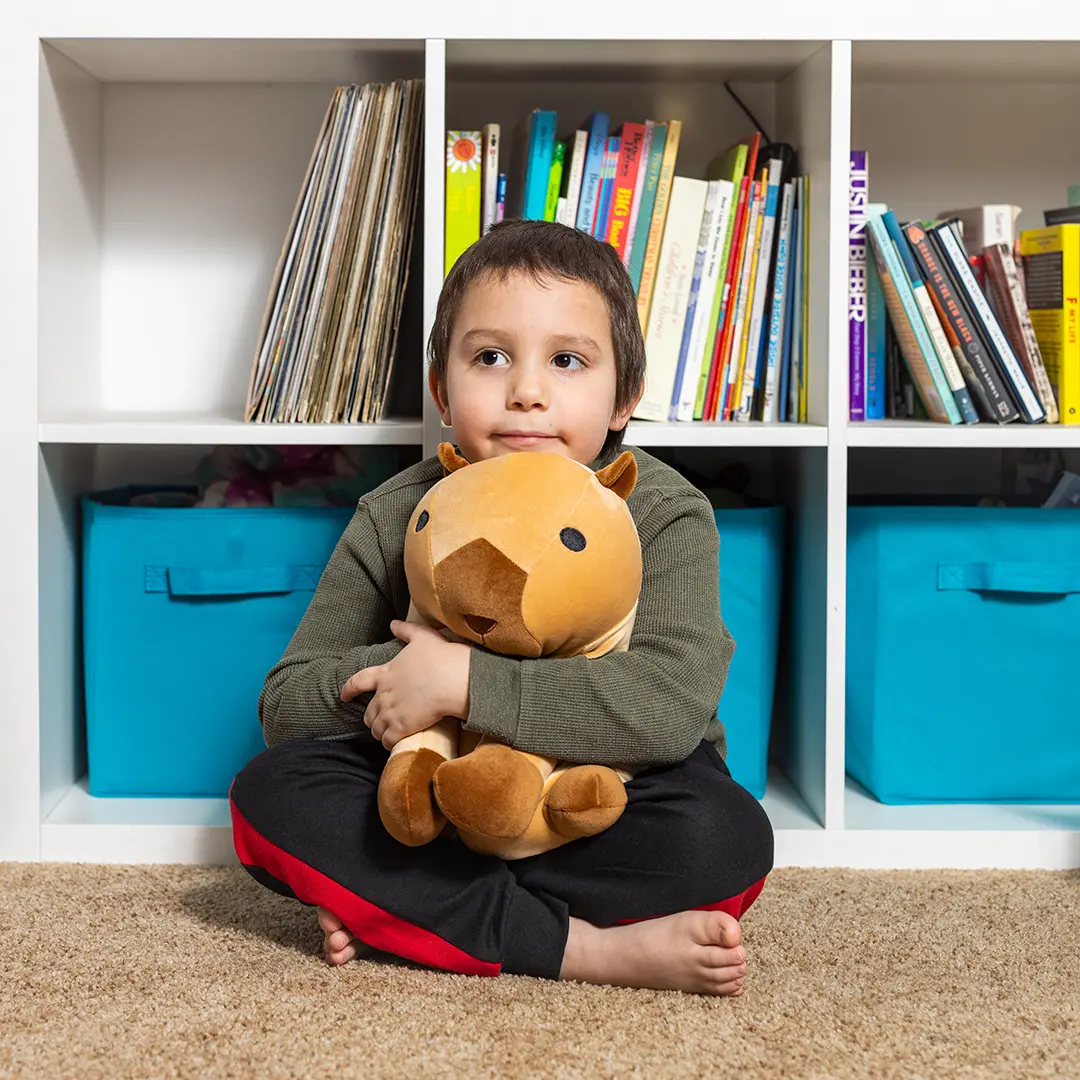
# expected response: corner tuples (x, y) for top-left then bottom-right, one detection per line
(847, 153), (1079, 425)
(445, 118), (811, 423)
(245, 80), (424, 424)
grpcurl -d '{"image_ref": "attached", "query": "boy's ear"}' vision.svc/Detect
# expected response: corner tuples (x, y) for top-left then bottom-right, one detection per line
(438, 442), (471, 474)
(595, 451), (637, 500)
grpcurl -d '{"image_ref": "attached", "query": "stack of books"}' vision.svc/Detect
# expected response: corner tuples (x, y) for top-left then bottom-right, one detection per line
(848, 151), (1078, 425)
(245, 80), (424, 424)
(445, 116), (812, 424)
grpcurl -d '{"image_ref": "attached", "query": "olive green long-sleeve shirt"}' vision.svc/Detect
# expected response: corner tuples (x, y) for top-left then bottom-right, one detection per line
(258, 445), (733, 769)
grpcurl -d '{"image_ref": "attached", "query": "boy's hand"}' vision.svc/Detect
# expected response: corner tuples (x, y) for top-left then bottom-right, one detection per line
(340, 620), (471, 749)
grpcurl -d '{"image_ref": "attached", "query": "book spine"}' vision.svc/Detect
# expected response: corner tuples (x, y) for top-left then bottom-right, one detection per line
(865, 213), (956, 423)
(628, 123), (667, 293)
(543, 140), (565, 222)
(636, 120), (682, 335)
(737, 166), (782, 420)
(909, 223), (1018, 423)
(699, 173), (751, 420)
(884, 211), (979, 424)
(848, 150), (868, 420)
(983, 241), (1059, 422)
(634, 177), (710, 421)
(593, 138), (619, 241)
(727, 180), (765, 420)
(558, 130), (588, 227)
(932, 220), (1045, 423)
(779, 180), (801, 422)
(444, 130), (482, 276)
(574, 112), (609, 233)
(670, 181), (717, 420)
(763, 181), (796, 422)
(864, 201), (887, 420)
(622, 121), (654, 269)
(495, 173), (506, 222)
(1020, 224), (1080, 423)
(524, 110), (557, 221)
(606, 123), (646, 259)
(481, 123), (500, 235)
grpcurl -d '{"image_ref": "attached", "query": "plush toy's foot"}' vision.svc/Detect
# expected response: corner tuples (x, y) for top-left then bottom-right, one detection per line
(544, 765), (628, 839)
(377, 748), (447, 847)
(433, 744), (544, 839)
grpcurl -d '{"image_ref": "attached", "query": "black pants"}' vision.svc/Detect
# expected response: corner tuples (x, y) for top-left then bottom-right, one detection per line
(229, 736), (774, 980)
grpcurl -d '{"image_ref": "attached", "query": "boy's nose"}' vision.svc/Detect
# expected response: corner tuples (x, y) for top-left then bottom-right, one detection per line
(507, 366), (547, 408)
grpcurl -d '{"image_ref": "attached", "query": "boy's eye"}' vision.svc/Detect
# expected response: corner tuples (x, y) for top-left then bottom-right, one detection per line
(476, 349), (508, 367)
(552, 353), (583, 371)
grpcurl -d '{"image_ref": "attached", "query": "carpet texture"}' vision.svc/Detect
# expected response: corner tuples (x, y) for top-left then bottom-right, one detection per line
(1, 863), (1077, 1079)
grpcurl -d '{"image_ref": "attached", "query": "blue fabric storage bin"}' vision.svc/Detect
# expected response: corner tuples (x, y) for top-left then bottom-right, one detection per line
(82, 488), (354, 797)
(714, 507), (785, 799)
(847, 505), (1080, 804)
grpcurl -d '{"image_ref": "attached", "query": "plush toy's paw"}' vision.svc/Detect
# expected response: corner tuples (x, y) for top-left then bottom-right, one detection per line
(377, 748), (447, 846)
(543, 765), (628, 839)
(433, 744), (544, 839)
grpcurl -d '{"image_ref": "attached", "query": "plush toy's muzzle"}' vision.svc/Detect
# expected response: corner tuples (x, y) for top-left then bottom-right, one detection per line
(433, 537), (540, 656)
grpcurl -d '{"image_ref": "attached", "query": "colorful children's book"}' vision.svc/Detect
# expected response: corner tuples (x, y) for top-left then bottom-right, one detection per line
(445, 130), (481, 275)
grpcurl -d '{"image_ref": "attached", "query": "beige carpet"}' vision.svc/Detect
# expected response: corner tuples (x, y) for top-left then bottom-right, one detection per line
(1, 864), (1077, 1079)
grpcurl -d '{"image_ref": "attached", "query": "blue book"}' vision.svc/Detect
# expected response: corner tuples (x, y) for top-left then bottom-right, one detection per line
(574, 112), (609, 233)
(866, 210), (961, 424)
(524, 110), (557, 221)
(593, 136), (619, 241)
(864, 201), (888, 419)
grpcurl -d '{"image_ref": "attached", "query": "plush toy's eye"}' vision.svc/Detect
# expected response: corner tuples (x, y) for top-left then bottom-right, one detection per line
(416, 510), (429, 532)
(560, 527), (586, 552)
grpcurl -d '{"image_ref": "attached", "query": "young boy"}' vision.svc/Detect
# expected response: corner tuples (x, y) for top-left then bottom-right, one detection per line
(229, 219), (774, 996)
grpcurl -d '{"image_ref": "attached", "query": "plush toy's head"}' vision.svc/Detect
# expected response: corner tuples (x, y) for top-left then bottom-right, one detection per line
(404, 443), (642, 658)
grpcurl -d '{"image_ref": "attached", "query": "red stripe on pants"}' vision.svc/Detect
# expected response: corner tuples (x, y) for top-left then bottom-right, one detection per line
(614, 875), (767, 924)
(229, 791), (500, 977)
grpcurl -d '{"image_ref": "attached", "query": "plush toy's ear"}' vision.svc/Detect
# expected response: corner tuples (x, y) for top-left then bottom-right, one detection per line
(438, 442), (471, 474)
(595, 451), (637, 501)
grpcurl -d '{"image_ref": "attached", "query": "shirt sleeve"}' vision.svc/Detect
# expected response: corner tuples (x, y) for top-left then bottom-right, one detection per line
(462, 489), (734, 768)
(258, 501), (405, 748)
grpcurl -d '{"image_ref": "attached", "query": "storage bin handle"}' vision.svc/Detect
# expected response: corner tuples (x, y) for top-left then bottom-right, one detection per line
(144, 565), (323, 597)
(937, 562), (1080, 596)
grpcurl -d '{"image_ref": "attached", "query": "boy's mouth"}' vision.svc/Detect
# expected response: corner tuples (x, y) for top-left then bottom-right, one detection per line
(497, 431), (557, 446)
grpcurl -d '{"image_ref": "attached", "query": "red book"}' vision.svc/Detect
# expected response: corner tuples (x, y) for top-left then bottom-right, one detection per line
(605, 122), (647, 259)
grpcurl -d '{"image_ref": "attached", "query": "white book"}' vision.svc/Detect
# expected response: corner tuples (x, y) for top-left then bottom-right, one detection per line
(633, 176), (710, 422)
(481, 123), (500, 235)
(558, 130), (588, 226)
(675, 179), (734, 421)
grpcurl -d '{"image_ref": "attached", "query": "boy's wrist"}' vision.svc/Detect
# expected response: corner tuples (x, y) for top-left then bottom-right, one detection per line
(442, 640), (472, 719)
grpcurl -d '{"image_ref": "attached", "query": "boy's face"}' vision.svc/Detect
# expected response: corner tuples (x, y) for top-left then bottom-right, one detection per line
(429, 271), (640, 466)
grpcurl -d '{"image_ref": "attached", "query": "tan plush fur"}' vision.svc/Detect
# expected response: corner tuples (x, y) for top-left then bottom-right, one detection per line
(376, 443), (642, 860)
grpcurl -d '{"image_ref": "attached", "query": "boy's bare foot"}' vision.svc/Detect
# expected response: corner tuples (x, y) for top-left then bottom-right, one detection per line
(318, 906), (358, 966)
(560, 909), (749, 996)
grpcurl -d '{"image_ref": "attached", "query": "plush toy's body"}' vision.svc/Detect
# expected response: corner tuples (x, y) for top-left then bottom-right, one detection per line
(376, 442), (642, 860)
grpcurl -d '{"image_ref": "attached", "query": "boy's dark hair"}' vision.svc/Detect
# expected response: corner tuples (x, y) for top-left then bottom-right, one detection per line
(427, 218), (646, 460)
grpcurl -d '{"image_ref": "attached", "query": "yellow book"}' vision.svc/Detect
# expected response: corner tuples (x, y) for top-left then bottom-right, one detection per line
(544, 141), (565, 222)
(732, 172), (768, 417)
(636, 120), (682, 335)
(445, 131), (481, 276)
(1018, 224), (1080, 423)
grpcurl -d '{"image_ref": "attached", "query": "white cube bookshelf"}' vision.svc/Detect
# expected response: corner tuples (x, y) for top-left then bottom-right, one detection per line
(2, 13), (1077, 870)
